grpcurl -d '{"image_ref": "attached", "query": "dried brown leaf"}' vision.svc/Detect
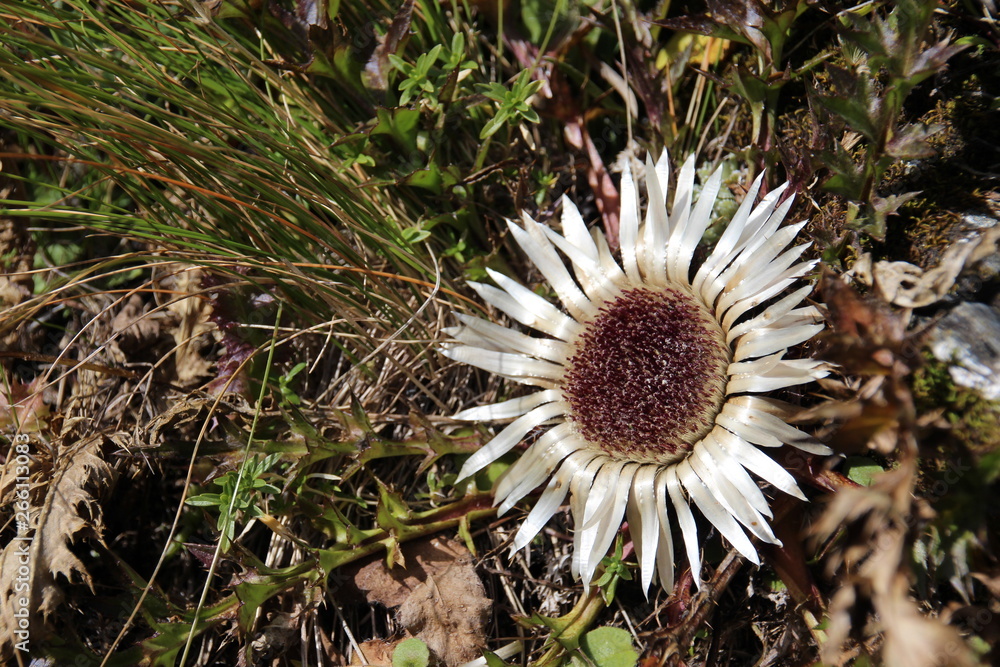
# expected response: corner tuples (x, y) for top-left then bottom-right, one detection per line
(354, 536), (491, 665)
(0, 376), (48, 432)
(0, 433), (114, 654)
(350, 638), (395, 666)
(819, 271), (910, 374)
(879, 589), (977, 667)
(814, 458), (978, 665)
(855, 227), (1000, 308)
(161, 266), (215, 384)
(110, 294), (161, 350)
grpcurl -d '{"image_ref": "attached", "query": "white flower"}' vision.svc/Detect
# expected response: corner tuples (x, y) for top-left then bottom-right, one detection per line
(442, 152), (830, 594)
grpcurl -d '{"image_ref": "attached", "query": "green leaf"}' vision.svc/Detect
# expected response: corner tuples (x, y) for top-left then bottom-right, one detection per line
(482, 650), (512, 667)
(729, 68), (769, 104)
(402, 165), (444, 194)
(402, 226), (432, 243)
(393, 638), (430, 667)
(388, 54), (411, 74)
(820, 142), (872, 199)
(372, 107), (421, 153)
(980, 450), (1000, 485)
(480, 114), (506, 140)
(842, 456), (884, 487)
(816, 92), (880, 141)
(573, 627), (638, 667)
(186, 493), (223, 507)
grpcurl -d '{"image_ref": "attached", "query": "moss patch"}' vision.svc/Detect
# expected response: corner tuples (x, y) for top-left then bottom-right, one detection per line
(912, 353), (1000, 456)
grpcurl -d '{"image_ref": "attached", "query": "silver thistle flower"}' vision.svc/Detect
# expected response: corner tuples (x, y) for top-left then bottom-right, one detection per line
(442, 152), (830, 594)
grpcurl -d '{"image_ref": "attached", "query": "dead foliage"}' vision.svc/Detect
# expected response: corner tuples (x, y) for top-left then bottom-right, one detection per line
(803, 273), (981, 666)
(0, 430), (115, 655)
(353, 536), (492, 665)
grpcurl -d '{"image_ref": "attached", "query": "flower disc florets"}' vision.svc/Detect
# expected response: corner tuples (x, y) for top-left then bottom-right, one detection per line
(441, 151), (830, 594)
(564, 287), (729, 463)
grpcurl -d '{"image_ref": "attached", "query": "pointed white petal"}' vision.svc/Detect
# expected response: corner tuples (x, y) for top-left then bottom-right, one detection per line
(669, 153), (697, 222)
(726, 396), (833, 455)
(510, 217), (597, 320)
(654, 150), (672, 203)
(710, 221), (805, 312)
(722, 221), (806, 287)
(665, 154), (697, 283)
(454, 388), (562, 421)
(581, 460), (627, 529)
(726, 189), (795, 264)
(691, 440), (771, 520)
(569, 457), (606, 580)
(641, 154), (656, 273)
(688, 448), (778, 544)
(770, 305), (825, 331)
(511, 473), (571, 552)
(594, 229), (628, 286)
(716, 240), (810, 317)
(470, 277), (580, 341)
(666, 466), (701, 588)
(583, 463), (638, 587)
(728, 350), (784, 377)
(720, 259), (819, 331)
(693, 171), (766, 295)
(494, 422), (583, 514)
(541, 226), (621, 304)
(701, 191), (794, 305)
(715, 428), (807, 501)
(677, 459), (760, 564)
(653, 470), (676, 591)
(574, 517), (602, 586)
(696, 435), (771, 517)
(727, 356), (828, 394)
(671, 165), (723, 282)
(733, 322), (824, 361)
(560, 195), (600, 262)
(626, 465), (660, 595)
(619, 167), (641, 284)
(457, 401), (568, 480)
(726, 285), (814, 343)
(444, 325), (505, 352)
(440, 346), (563, 385)
(455, 313), (569, 363)
(731, 183), (791, 249)
(642, 154), (670, 285)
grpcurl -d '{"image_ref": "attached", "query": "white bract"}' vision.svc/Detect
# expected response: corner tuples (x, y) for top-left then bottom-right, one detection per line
(442, 152), (830, 594)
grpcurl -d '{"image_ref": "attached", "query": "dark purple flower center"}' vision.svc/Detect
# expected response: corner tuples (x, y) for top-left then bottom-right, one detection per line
(562, 287), (729, 462)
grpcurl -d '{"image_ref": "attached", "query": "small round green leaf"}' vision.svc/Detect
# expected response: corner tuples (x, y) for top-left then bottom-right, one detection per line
(393, 638), (430, 667)
(574, 626), (638, 667)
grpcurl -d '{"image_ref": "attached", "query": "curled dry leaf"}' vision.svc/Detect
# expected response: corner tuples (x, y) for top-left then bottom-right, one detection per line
(361, 0), (415, 94)
(854, 226), (1000, 308)
(353, 536), (491, 665)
